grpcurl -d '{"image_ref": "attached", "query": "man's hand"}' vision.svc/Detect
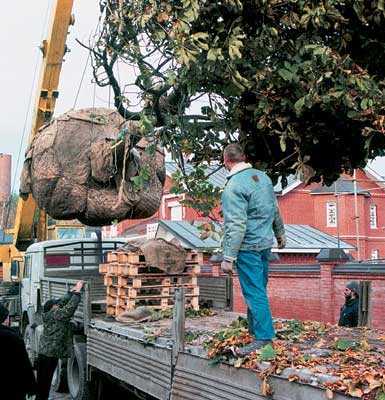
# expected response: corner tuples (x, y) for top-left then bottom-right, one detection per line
(277, 235), (286, 249)
(71, 280), (84, 292)
(221, 257), (236, 274)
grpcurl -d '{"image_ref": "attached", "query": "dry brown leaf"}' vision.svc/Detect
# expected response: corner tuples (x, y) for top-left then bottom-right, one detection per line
(367, 377), (382, 390)
(326, 388), (334, 400)
(348, 386), (363, 398)
(288, 374), (300, 382)
(314, 338), (328, 348)
(261, 377), (271, 397)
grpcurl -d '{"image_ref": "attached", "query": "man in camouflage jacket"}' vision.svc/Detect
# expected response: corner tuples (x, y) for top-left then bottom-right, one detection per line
(36, 280), (83, 400)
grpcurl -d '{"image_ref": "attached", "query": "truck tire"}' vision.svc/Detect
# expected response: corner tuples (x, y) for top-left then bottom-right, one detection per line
(89, 371), (106, 400)
(51, 359), (68, 393)
(67, 343), (89, 400)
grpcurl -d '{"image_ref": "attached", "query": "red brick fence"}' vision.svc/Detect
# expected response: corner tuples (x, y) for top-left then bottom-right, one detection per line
(206, 251), (385, 330)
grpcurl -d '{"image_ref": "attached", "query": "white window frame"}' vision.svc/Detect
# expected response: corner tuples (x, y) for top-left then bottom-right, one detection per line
(326, 201), (337, 227)
(371, 249), (378, 260)
(168, 201), (183, 221)
(370, 204), (377, 229)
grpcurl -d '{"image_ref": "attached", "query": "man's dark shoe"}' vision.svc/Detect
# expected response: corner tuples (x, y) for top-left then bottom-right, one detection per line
(233, 340), (273, 357)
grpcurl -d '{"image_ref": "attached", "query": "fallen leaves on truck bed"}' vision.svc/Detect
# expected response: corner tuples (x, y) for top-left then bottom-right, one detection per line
(205, 318), (385, 399)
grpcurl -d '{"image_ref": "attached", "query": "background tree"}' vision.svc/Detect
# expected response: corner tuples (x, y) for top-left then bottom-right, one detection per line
(89, 0), (385, 216)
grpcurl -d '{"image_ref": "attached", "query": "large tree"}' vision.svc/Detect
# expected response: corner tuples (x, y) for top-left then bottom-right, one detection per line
(89, 0), (385, 214)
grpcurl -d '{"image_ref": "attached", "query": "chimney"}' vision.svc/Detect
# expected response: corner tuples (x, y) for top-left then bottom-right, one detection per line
(0, 153), (12, 229)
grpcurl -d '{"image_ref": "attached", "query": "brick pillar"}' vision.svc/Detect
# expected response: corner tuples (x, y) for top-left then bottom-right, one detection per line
(316, 248), (349, 324)
(319, 262), (334, 323)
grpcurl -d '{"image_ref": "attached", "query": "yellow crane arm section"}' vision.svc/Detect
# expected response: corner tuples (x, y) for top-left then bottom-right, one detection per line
(13, 0), (75, 250)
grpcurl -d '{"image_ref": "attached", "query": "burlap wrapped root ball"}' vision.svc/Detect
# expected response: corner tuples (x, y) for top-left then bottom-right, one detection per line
(20, 108), (165, 226)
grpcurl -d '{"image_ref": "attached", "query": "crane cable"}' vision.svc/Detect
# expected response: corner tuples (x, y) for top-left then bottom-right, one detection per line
(1, 1), (52, 238)
(72, 9), (102, 110)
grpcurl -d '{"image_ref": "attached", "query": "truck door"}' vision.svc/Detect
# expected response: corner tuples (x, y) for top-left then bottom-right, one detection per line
(20, 254), (32, 311)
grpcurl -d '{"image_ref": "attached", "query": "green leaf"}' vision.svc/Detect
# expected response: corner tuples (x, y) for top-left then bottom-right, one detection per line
(330, 91), (344, 99)
(376, 391), (385, 400)
(233, 358), (243, 368)
(229, 42), (243, 59)
(207, 48), (223, 61)
(294, 97), (306, 112)
(336, 338), (354, 351)
(280, 136), (287, 152)
(361, 98), (368, 110)
(208, 358), (220, 365)
(191, 32), (209, 50)
(259, 345), (277, 360)
(278, 69), (293, 81)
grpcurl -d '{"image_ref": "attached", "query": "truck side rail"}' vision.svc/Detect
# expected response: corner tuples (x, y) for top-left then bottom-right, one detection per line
(43, 240), (125, 272)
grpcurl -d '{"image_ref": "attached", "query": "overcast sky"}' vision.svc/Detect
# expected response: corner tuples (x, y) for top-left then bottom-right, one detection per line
(1, 1), (385, 194)
(0, 1), (115, 191)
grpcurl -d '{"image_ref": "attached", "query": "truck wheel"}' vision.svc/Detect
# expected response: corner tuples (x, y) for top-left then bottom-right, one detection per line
(23, 325), (38, 367)
(89, 371), (106, 400)
(67, 343), (89, 400)
(52, 359), (68, 393)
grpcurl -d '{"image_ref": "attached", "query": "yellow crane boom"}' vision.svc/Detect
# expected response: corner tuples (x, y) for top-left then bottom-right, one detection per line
(14, 0), (75, 249)
(0, 0), (77, 284)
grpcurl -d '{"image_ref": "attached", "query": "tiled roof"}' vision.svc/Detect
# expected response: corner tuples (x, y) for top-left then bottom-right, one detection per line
(157, 220), (221, 250)
(165, 162), (228, 188)
(310, 177), (368, 195)
(284, 224), (354, 250)
(157, 220), (354, 251)
(165, 162), (299, 193)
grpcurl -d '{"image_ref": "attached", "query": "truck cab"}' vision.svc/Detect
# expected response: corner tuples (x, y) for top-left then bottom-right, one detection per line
(47, 222), (86, 241)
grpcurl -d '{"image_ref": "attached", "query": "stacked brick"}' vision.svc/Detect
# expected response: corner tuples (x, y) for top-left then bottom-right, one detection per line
(100, 251), (202, 316)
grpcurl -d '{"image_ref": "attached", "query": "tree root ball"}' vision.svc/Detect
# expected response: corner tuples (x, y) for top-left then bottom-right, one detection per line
(20, 108), (165, 226)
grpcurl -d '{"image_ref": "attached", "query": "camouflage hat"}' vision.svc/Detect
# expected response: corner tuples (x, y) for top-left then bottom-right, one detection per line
(43, 299), (61, 313)
(0, 303), (9, 323)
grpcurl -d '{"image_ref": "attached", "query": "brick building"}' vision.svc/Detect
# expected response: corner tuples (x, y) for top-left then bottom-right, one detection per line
(103, 163), (385, 328)
(279, 167), (385, 261)
(110, 163), (385, 261)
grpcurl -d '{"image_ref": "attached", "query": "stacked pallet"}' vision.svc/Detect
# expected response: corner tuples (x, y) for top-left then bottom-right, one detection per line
(100, 251), (202, 316)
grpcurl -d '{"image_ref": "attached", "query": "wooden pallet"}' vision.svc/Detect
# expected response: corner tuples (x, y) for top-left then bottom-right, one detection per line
(107, 284), (199, 298)
(104, 274), (198, 288)
(106, 293), (199, 314)
(106, 250), (203, 265)
(100, 262), (200, 276)
(101, 250), (202, 315)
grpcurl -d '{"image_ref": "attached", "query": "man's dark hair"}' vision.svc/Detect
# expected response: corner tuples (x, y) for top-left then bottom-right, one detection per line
(223, 144), (245, 163)
(0, 303), (9, 324)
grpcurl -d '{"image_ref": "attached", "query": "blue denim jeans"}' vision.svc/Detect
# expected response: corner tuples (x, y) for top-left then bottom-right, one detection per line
(236, 249), (275, 340)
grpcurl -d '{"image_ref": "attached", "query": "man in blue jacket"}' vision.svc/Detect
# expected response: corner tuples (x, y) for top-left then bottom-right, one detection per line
(221, 144), (286, 356)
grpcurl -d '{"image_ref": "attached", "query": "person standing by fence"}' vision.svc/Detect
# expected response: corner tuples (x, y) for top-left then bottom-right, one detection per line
(339, 281), (359, 327)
